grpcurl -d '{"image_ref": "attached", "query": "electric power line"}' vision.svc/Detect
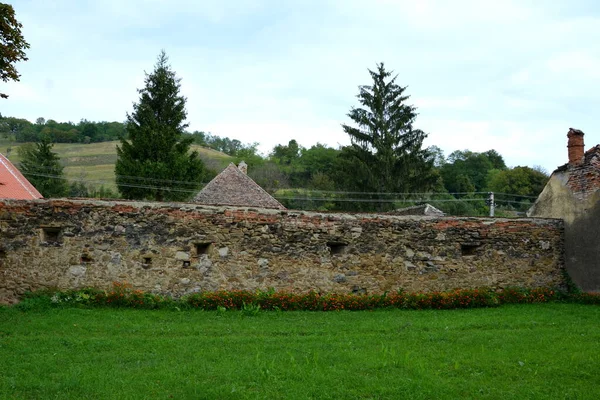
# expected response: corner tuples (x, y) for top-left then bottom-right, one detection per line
(17, 163), (542, 199)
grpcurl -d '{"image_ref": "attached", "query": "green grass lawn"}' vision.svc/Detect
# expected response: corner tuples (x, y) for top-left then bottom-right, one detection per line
(1, 304), (598, 399)
(0, 139), (232, 192)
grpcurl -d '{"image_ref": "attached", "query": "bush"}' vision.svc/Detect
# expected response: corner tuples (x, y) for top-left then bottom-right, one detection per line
(10, 283), (600, 312)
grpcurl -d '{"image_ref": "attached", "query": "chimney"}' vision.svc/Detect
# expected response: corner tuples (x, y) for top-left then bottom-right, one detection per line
(238, 161), (248, 174)
(567, 128), (585, 165)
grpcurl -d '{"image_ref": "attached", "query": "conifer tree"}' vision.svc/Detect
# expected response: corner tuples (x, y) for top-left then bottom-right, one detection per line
(18, 136), (68, 197)
(115, 51), (206, 201)
(340, 63), (436, 200)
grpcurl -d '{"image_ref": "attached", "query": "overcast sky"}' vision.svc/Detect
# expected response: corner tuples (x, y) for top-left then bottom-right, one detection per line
(3, 0), (600, 173)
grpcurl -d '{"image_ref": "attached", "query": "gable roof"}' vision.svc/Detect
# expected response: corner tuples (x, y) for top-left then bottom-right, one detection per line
(0, 153), (43, 200)
(387, 203), (445, 216)
(192, 163), (285, 210)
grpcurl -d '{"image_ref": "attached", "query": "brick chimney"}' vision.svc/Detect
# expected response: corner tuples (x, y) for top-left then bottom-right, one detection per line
(567, 128), (585, 165)
(238, 161), (248, 174)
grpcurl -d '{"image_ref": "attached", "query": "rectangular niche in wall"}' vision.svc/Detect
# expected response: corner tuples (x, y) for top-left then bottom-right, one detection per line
(142, 257), (152, 269)
(41, 226), (62, 244)
(195, 242), (212, 256)
(327, 241), (348, 255)
(461, 242), (481, 256)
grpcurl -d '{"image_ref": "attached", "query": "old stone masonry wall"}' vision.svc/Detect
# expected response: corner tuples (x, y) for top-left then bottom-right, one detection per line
(0, 199), (565, 304)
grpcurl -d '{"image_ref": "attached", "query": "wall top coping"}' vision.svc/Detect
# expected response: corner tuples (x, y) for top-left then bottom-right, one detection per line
(0, 198), (563, 226)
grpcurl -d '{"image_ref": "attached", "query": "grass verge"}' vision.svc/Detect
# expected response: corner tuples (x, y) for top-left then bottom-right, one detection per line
(1, 304), (599, 399)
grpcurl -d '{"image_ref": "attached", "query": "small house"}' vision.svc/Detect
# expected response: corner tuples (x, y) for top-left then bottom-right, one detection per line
(528, 129), (600, 291)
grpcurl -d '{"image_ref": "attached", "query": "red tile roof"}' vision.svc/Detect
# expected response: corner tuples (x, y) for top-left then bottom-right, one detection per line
(0, 153), (43, 200)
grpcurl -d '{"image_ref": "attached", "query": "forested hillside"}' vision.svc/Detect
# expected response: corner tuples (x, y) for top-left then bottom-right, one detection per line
(1, 61), (549, 216)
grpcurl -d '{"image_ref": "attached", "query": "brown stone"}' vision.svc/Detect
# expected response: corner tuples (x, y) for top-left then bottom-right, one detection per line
(0, 198), (565, 304)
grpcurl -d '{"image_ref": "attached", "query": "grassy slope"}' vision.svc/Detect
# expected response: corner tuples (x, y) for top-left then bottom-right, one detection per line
(0, 139), (232, 191)
(1, 304), (599, 399)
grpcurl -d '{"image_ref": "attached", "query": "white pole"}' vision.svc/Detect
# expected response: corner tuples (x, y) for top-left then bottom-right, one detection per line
(488, 192), (495, 217)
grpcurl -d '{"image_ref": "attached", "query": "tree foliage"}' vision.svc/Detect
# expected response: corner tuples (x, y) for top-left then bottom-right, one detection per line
(0, 115), (125, 143)
(0, 3), (30, 99)
(339, 63), (436, 202)
(17, 137), (68, 197)
(115, 51), (206, 201)
(488, 166), (548, 200)
(440, 150), (507, 194)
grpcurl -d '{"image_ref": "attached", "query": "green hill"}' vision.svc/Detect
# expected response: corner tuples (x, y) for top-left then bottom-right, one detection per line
(0, 139), (233, 192)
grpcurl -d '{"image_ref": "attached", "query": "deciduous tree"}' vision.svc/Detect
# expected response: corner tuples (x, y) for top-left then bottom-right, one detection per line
(1, 3), (30, 99)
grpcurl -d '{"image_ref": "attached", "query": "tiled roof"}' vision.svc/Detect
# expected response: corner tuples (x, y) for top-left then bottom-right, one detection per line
(193, 163), (286, 210)
(563, 145), (600, 200)
(0, 153), (43, 200)
(387, 203), (445, 216)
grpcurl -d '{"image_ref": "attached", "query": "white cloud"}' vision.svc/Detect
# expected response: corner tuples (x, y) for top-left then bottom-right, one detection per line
(546, 51), (600, 79)
(2, 82), (43, 103)
(414, 96), (474, 110)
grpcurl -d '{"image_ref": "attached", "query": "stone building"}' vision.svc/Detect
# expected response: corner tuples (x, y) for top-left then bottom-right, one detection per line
(0, 153), (43, 200)
(193, 161), (286, 210)
(527, 128), (600, 291)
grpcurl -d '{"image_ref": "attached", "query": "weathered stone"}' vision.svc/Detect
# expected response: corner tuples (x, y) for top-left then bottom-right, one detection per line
(404, 261), (417, 271)
(258, 258), (269, 268)
(0, 198), (566, 304)
(539, 241), (551, 250)
(69, 266), (86, 277)
(352, 286), (367, 295)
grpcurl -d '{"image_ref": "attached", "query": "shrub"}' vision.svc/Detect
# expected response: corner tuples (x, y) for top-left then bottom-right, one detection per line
(10, 283), (600, 312)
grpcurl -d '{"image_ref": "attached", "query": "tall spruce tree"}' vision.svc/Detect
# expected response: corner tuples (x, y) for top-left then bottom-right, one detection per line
(340, 63), (436, 204)
(115, 51), (206, 201)
(18, 136), (68, 197)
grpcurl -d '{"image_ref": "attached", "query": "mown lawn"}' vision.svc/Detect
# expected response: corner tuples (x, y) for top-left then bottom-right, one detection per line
(0, 303), (598, 399)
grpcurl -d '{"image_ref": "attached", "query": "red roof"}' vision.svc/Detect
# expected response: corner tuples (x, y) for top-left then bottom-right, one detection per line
(0, 153), (43, 200)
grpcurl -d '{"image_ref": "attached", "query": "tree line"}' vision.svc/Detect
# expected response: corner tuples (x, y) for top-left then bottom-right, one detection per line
(0, 117), (125, 143)
(10, 53), (548, 216)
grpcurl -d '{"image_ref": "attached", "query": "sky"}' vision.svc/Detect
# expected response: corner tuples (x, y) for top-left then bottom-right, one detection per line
(3, 0), (600, 173)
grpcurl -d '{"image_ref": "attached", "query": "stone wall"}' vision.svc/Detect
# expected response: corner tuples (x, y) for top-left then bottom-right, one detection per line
(0, 199), (565, 304)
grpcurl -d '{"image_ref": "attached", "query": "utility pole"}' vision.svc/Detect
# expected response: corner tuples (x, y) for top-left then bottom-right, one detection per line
(486, 192), (495, 217)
